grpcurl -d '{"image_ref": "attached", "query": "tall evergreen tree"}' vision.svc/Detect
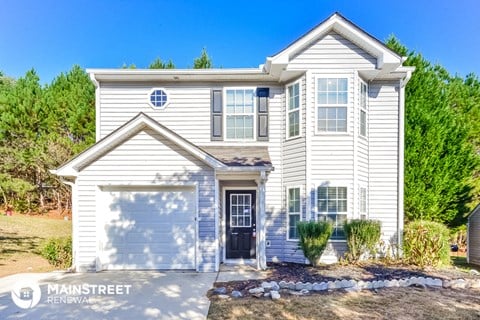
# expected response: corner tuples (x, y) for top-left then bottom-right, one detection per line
(193, 48), (212, 69)
(387, 36), (480, 226)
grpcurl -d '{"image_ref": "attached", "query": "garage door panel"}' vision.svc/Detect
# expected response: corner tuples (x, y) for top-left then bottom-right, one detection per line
(99, 187), (196, 270)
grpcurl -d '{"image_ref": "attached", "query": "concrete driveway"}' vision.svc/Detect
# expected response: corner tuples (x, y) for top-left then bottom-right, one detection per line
(0, 271), (217, 320)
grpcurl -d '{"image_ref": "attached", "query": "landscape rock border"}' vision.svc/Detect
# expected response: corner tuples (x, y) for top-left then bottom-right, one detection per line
(213, 277), (480, 301)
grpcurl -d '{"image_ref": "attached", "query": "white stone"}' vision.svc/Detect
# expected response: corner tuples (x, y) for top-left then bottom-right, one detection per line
(365, 281), (373, 289)
(313, 282), (328, 291)
(470, 269), (480, 276)
(262, 281), (280, 291)
(279, 281), (288, 289)
(383, 280), (392, 288)
(327, 281), (336, 290)
(287, 281), (296, 290)
(271, 291), (281, 300)
(389, 279), (399, 287)
(399, 279), (408, 287)
(373, 280), (385, 289)
(357, 281), (367, 289)
(300, 289), (310, 295)
(231, 291), (242, 298)
(334, 280), (343, 289)
(295, 282), (305, 291)
(304, 282), (313, 291)
(340, 279), (353, 288)
(264, 292), (271, 297)
(217, 294), (230, 300)
(249, 287), (264, 294)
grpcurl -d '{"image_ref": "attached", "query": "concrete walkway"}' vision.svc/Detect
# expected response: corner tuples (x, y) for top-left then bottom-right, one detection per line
(0, 271), (216, 320)
(216, 264), (269, 282)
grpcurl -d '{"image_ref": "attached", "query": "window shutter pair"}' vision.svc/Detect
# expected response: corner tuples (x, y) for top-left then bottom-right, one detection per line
(211, 88), (269, 141)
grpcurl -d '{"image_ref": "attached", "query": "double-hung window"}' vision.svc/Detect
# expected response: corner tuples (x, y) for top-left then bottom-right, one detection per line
(225, 89), (255, 140)
(287, 83), (300, 138)
(287, 187), (301, 240)
(317, 78), (348, 132)
(317, 186), (347, 239)
(360, 81), (368, 137)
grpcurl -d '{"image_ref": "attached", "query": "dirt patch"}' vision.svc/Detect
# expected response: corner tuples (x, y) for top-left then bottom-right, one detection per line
(0, 252), (55, 277)
(208, 287), (480, 320)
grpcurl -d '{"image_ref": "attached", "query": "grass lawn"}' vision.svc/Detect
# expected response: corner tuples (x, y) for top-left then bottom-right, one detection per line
(0, 214), (72, 277)
(208, 287), (480, 320)
(208, 257), (480, 320)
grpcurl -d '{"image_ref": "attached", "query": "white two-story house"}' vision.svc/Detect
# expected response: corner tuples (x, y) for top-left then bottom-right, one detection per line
(54, 13), (414, 272)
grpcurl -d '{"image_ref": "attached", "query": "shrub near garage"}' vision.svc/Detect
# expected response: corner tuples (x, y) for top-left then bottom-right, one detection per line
(40, 236), (72, 268)
(344, 219), (381, 262)
(403, 220), (450, 268)
(297, 221), (333, 266)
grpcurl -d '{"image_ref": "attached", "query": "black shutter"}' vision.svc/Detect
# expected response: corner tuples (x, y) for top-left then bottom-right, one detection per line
(211, 89), (223, 141)
(256, 88), (269, 141)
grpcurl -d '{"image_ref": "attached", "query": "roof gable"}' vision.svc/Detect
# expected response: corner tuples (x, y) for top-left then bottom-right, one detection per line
(53, 113), (226, 177)
(265, 12), (404, 79)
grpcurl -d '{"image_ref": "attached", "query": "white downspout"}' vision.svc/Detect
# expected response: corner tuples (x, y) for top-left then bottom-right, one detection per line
(89, 73), (101, 142)
(397, 70), (412, 257)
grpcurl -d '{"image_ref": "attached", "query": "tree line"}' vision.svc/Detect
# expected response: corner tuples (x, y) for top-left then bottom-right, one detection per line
(1, 43), (479, 227)
(0, 50), (213, 214)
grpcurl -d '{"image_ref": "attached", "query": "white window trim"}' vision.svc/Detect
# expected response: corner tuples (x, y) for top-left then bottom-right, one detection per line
(315, 76), (350, 135)
(359, 80), (368, 139)
(286, 185), (303, 241)
(314, 183), (349, 242)
(223, 87), (257, 141)
(148, 88), (170, 109)
(359, 185), (368, 219)
(229, 193), (252, 228)
(286, 81), (302, 140)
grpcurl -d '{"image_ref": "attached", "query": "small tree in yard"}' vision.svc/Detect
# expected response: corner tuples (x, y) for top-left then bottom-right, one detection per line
(403, 220), (450, 268)
(297, 221), (333, 266)
(344, 219), (381, 262)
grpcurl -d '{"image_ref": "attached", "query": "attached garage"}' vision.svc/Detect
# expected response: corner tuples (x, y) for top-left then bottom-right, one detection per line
(97, 186), (197, 270)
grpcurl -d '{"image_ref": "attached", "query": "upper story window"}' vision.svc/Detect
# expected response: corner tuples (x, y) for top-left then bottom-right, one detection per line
(149, 89), (168, 108)
(287, 83), (300, 138)
(317, 78), (348, 133)
(225, 89), (255, 140)
(317, 186), (347, 239)
(360, 81), (368, 137)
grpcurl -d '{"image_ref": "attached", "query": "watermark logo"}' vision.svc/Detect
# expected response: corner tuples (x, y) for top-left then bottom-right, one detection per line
(11, 280), (42, 309)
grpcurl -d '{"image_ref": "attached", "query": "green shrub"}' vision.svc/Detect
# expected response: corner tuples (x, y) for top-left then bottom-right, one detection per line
(344, 219), (381, 262)
(40, 236), (72, 268)
(403, 220), (450, 268)
(297, 221), (333, 266)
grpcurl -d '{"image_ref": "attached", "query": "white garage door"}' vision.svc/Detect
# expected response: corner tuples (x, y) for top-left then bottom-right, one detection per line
(98, 186), (196, 270)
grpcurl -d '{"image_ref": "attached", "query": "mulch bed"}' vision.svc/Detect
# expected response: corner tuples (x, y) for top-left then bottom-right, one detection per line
(210, 261), (479, 298)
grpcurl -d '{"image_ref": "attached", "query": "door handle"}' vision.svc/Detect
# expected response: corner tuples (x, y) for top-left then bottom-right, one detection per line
(231, 232), (238, 235)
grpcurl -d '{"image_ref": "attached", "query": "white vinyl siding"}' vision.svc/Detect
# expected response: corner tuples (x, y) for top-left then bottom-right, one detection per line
(368, 81), (399, 241)
(468, 208), (480, 265)
(76, 128), (216, 272)
(287, 187), (301, 240)
(288, 32), (377, 71)
(287, 82), (300, 138)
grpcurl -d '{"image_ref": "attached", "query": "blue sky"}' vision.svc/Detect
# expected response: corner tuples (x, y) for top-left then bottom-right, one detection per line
(1, 0), (479, 84)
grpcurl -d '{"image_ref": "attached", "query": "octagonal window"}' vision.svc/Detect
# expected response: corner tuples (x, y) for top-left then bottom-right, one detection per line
(149, 89), (168, 108)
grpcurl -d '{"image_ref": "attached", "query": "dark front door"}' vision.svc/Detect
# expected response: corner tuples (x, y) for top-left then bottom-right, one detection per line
(226, 190), (256, 259)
